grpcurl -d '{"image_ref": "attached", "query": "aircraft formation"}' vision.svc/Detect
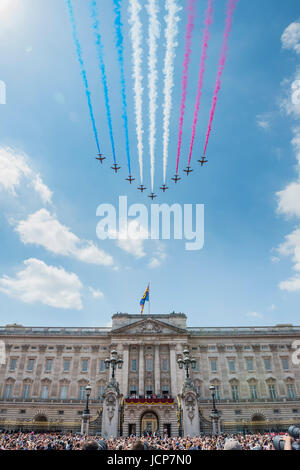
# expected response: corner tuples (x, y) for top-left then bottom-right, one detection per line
(67, 0), (238, 200)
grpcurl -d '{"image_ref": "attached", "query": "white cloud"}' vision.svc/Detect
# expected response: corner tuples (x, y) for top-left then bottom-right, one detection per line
(148, 243), (167, 269)
(0, 258), (82, 310)
(32, 174), (53, 204)
(15, 209), (114, 266)
(281, 21), (300, 55)
(256, 114), (270, 130)
(246, 311), (263, 319)
(281, 72), (300, 117)
(276, 129), (300, 218)
(88, 287), (104, 299)
(0, 147), (31, 194)
(279, 274), (300, 292)
(271, 256), (280, 263)
(0, 147), (52, 203)
(276, 180), (300, 218)
(112, 220), (149, 259)
(278, 228), (300, 271)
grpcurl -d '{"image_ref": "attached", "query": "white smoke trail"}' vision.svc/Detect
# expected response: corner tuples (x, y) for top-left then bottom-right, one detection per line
(146, 0), (160, 192)
(162, 0), (181, 183)
(128, 0), (144, 183)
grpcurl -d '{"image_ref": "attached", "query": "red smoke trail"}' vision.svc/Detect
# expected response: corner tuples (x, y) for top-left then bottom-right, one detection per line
(176, 0), (196, 174)
(203, 0), (238, 157)
(188, 0), (214, 166)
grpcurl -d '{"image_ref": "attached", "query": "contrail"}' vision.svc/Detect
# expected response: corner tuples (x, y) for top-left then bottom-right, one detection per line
(146, 0), (160, 191)
(66, 0), (101, 153)
(203, 0), (238, 156)
(176, 0), (196, 175)
(162, 0), (182, 184)
(113, 0), (132, 175)
(128, 0), (144, 183)
(188, 0), (214, 167)
(90, 0), (116, 163)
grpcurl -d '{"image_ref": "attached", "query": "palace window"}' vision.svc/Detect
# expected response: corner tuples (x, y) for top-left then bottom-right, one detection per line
(214, 386), (220, 400)
(264, 358), (272, 371)
(131, 359), (137, 371)
(9, 358), (17, 371)
(246, 358), (254, 371)
(45, 359), (52, 372)
(100, 360), (106, 372)
(59, 386), (68, 400)
(41, 385), (49, 399)
(4, 384), (12, 399)
(228, 359), (236, 373)
(81, 359), (88, 372)
(98, 386), (104, 399)
(210, 359), (217, 372)
(268, 384), (277, 400)
(23, 384), (31, 399)
(162, 386), (169, 396)
(79, 386), (86, 400)
(146, 359), (153, 372)
(64, 359), (71, 372)
(27, 359), (35, 371)
(231, 385), (239, 401)
(287, 384), (296, 399)
(250, 384), (258, 399)
(162, 359), (168, 372)
(281, 358), (289, 371)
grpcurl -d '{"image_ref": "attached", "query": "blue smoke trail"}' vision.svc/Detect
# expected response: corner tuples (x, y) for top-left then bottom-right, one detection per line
(113, 0), (132, 175)
(66, 0), (101, 153)
(90, 0), (116, 164)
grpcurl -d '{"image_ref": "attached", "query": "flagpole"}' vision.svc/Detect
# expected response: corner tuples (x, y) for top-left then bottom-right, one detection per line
(148, 282), (150, 315)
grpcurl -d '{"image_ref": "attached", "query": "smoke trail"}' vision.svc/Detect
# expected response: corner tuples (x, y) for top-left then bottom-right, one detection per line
(128, 0), (144, 183)
(162, 0), (182, 183)
(113, 0), (131, 175)
(176, 0), (196, 175)
(188, 0), (214, 166)
(90, 0), (116, 163)
(203, 0), (238, 156)
(146, 0), (160, 191)
(66, 0), (101, 153)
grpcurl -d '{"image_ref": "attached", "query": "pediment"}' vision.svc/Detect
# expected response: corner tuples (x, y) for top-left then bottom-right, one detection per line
(111, 318), (187, 336)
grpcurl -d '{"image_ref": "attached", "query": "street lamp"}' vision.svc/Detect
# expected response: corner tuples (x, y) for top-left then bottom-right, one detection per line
(105, 349), (123, 381)
(177, 349), (197, 379)
(84, 384), (92, 414)
(209, 385), (217, 413)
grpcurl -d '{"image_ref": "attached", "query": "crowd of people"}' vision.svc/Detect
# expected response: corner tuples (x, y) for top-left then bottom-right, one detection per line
(0, 431), (295, 450)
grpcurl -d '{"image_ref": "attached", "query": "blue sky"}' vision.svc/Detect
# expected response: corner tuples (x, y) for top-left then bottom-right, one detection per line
(0, 0), (300, 328)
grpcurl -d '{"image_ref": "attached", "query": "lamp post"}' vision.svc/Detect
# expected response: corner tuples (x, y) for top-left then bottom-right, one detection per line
(105, 349), (123, 382)
(209, 385), (220, 435)
(177, 349), (197, 379)
(81, 384), (92, 435)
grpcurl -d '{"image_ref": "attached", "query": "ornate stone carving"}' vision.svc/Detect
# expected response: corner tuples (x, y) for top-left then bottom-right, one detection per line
(105, 394), (116, 424)
(91, 345), (99, 353)
(21, 344), (30, 352)
(136, 321), (162, 334)
(104, 378), (120, 396)
(39, 345), (47, 353)
(181, 377), (197, 395)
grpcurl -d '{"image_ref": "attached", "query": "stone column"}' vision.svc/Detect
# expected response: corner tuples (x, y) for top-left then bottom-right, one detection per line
(155, 345), (161, 395)
(122, 345), (129, 397)
(81, 412), (90, 435)
(139, 344), (144, 396)
(170, 345), (178, 397)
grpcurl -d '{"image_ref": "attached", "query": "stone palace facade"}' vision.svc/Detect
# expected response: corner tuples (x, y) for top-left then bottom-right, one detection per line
(0, 313), (300, 436)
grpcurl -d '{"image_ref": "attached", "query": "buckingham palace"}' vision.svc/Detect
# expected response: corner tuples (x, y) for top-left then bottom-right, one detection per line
(0, 312), (300, 436)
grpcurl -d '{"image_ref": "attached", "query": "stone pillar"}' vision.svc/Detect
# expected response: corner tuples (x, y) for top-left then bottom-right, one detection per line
(170, 345), (178, 397)
(139, 344), (144, 396)
(81, 412), (90, 435)
(210, 410), (221, 435)
(122, 345), (129, 397)
(181, 388), (200, 437)
(101, 383), (122, 438)
(155, 345), (160, 395)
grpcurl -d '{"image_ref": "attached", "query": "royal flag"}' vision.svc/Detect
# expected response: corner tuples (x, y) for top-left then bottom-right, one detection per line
(140, 283), (150, 315)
